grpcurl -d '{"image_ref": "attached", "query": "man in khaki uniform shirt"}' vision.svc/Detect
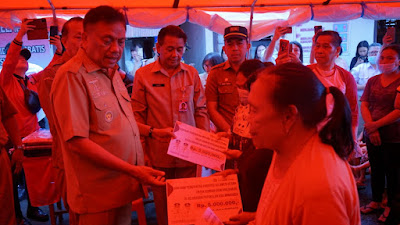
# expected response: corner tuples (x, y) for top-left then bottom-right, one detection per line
(206, 26), (251, 132)
(131, 25), (209, 225)
(51, 6), (165, 225)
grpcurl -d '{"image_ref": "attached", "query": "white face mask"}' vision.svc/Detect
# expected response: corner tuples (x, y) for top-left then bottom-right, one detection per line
(379, 63), (398, 74)
(237, 88), (249, 105)
(368, 56), (377, 65)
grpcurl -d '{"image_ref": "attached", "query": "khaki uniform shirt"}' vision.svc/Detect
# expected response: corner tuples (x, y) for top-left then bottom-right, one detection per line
(205, 61), (240, 130)
(131, 60), (209, 168)
(51, 49), (144, 214)
(38, 55), (70, 169)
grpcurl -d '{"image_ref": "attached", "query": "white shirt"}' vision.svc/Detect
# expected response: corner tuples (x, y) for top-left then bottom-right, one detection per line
(351, 62), (380, 97)
(351, 62), (380, 85)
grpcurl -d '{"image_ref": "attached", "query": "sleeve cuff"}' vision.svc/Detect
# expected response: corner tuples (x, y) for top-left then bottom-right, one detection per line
(13, 39), (22, 46)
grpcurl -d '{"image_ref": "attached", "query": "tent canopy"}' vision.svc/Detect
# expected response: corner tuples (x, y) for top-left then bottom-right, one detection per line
(1, 0), (400, 40)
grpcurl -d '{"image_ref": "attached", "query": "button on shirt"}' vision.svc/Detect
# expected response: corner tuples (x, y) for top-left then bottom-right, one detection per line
(205, 61), (240, 130)
(131, 60), (209, 168)
(51, 48), (144, 214)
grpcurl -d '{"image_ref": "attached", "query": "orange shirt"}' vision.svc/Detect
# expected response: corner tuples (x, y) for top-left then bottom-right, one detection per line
(0, 86), (18, 146)
(0, 40), (40, 137)
(131, 60), (209, 168)
(51, 49), (144, 214)
(252, 135), (360, 225)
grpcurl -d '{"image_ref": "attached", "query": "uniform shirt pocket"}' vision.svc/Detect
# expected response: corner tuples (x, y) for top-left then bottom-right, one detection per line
(218, 83), (234, 94)
(92, 98), (119, 131)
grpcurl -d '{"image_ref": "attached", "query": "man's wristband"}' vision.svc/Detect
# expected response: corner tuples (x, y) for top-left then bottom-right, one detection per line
(148, 127), (153, 138)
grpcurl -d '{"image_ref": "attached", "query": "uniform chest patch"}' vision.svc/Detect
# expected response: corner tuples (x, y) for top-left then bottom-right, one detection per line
(105, 111), (113, 122)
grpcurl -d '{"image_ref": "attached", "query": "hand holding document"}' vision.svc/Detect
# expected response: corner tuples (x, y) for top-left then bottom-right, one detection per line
(167, 121), (229, 171)
(167, 174), (243, 225)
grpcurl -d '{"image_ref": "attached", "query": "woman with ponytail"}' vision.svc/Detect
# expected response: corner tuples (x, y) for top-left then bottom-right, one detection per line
(360, 44), (400, 223)
(242, 63), (360, 225)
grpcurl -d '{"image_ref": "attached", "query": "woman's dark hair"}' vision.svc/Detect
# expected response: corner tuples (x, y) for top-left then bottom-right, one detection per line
(202, 53), (224, 71)
(237, 59), (266, 91)
(355, 40), (369, 58)
(254, 44), (266, 60)
(290, 41), (303, 63)
(258, 63), (354, 159)
(246, 62), (275, 91)
(238, 59), (265, 78)
(382, 44), (400, 59)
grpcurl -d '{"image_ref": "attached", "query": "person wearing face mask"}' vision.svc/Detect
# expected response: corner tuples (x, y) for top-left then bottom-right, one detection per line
(360, 44), (400, 223)
(351, 43), (382, 98)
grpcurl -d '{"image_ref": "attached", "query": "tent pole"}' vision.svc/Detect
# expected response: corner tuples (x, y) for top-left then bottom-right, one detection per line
(248, 0), (258, 57)
(46, 0), (57, 26)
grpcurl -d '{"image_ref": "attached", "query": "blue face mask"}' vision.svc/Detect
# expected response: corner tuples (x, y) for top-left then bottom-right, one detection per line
(369, 56), (377, 65)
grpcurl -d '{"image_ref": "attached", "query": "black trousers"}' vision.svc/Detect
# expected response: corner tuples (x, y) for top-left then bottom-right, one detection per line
(366, 138), (400, 207)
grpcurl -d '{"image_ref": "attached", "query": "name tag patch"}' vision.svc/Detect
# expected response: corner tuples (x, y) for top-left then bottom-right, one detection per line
(220, 82), (232, 86)
(153, 83), (165, 87)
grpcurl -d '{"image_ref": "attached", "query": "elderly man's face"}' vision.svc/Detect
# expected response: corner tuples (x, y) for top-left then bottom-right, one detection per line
(63, 20), (83, 58)
(83, 21), (125, 69)
(314, 35), (340, 66)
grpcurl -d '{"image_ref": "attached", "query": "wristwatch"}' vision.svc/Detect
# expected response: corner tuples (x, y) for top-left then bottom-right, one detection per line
(14, 144), (25, 152)
(148, 127), (154, 138)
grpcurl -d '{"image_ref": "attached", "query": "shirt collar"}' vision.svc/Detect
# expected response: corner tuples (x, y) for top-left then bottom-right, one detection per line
(223, 61), (233, 71)
(151, 59), (189, 76)
(80, 48), (118, 76)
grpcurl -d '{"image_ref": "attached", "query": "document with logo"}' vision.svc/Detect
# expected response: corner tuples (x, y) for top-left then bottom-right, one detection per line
(167, 175), (243, 225)
(167, 121), (229, 171)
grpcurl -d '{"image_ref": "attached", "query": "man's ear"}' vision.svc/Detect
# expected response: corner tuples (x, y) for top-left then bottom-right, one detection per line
(336, 46), (341, 58)
(81, 32), (88, 49)
(156, 42), (161, 55)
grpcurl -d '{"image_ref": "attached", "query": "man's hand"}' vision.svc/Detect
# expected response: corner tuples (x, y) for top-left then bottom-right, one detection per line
(16, 19), (35, 41)
(133, 166), (166, 186)
(153, 127), (176, 142)
(50, 35), (63, 54)
(383, 33), (394, 47)
(223, 149), (242, 160)
(224, 212), (256, 225)
(211, 169), (238, 178)
(272, 26), (289, 41)
(276, 52), (301, 65)
(369, 131), (382, 146)
(11, 149), (24, 174)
